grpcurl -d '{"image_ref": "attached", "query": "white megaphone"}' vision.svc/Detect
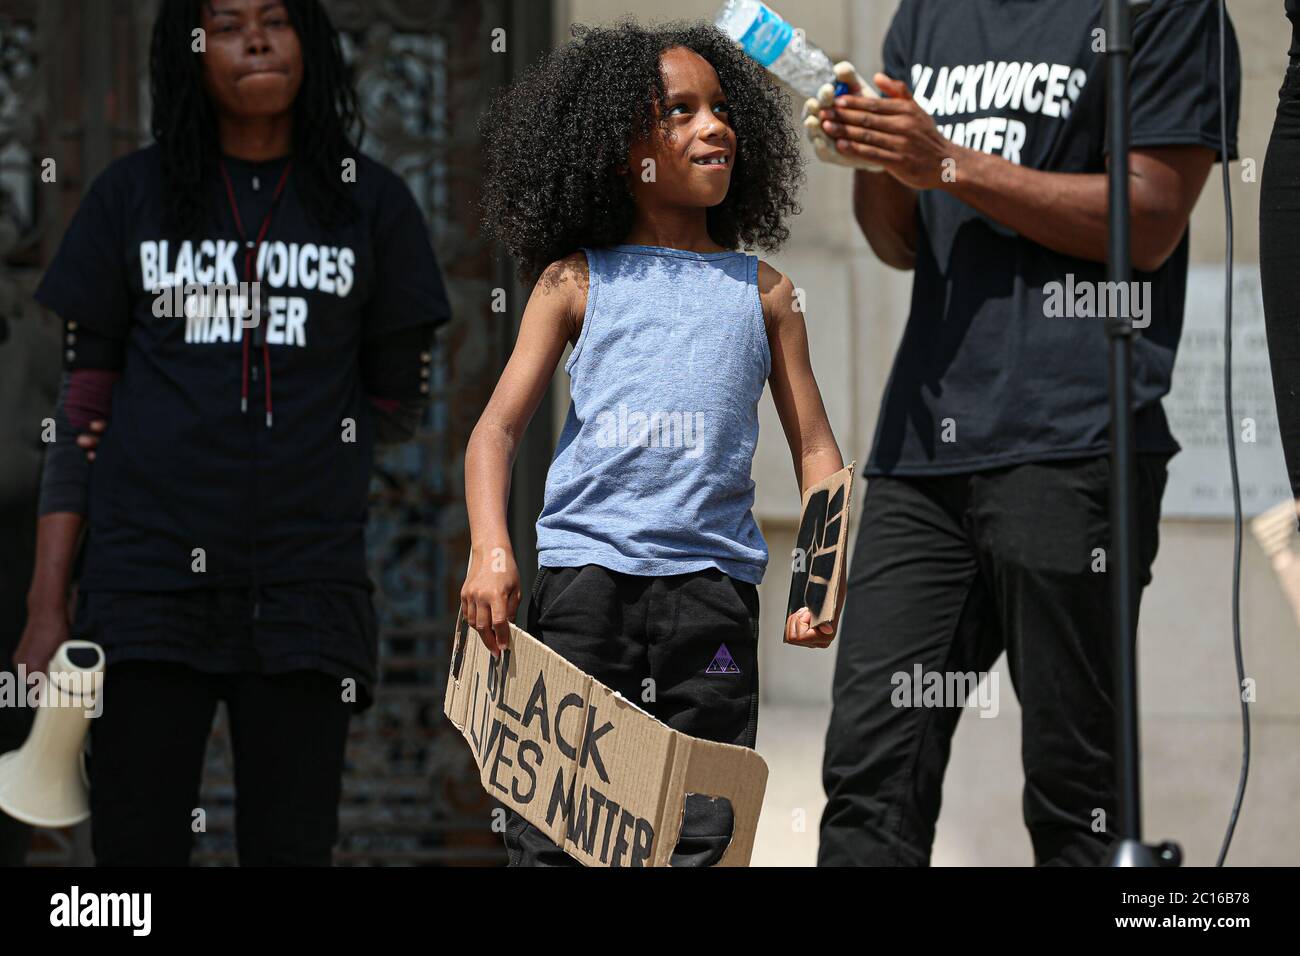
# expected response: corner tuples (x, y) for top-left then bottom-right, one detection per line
(0, 640), (104, 827)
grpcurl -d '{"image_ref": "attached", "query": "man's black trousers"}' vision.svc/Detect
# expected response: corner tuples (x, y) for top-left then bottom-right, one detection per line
(819, 455), (1169, 866)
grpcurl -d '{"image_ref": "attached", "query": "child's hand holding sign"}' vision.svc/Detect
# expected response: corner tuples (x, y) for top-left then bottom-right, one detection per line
(785, 463), (855, 650)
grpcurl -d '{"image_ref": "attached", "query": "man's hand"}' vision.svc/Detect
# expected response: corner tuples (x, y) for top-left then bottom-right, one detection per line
(802, 61), (883, 172)
(819, 73), (955, 190)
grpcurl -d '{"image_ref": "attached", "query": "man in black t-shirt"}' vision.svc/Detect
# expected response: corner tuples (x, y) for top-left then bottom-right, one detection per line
(812, 0), (1239, 865)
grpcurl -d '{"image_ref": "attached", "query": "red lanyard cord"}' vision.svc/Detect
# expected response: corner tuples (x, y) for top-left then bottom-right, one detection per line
(218, 158), (293, 427)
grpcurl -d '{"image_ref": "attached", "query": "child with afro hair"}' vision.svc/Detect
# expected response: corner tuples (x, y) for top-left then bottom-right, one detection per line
(462, 18), (846, 867)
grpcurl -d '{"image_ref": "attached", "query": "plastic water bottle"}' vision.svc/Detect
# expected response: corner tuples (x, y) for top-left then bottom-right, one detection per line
(714, 0), (848, 100)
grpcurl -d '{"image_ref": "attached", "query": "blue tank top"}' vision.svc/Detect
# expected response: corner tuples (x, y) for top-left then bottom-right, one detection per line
(535, 244), (771, 584)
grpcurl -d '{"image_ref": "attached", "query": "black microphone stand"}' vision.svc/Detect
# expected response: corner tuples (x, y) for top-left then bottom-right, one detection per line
(1102, 0), (1180, 868)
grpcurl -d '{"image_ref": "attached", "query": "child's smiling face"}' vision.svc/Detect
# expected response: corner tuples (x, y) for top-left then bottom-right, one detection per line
(628, 46), (736, 211)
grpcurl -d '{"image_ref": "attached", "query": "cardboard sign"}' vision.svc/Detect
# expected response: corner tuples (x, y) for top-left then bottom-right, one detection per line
(444, 617), (769, 867)
(786, 461), (856, 633)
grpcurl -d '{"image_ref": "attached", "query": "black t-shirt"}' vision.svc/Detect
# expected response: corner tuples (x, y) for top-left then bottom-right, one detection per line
(36, 145), (450, 592)
(866, 0), (1240, 476)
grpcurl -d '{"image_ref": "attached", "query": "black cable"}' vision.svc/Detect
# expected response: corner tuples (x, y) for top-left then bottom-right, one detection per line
(1216, 0), (1249, 868)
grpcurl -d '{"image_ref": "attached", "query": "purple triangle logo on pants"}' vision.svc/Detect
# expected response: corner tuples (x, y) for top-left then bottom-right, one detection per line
(706, 643), (740, 675)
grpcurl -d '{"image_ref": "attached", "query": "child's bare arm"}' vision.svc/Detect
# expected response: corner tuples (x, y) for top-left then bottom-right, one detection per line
(760, 261), (846, 648)
(462, 253), (587, 654)
(760, 262), (844, 495)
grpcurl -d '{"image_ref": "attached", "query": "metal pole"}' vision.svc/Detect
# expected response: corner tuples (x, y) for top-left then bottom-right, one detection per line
(1102, 0), (1179, 868)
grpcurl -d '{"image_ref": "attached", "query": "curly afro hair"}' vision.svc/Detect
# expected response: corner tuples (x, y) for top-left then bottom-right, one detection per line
(480, 18), (804, 283)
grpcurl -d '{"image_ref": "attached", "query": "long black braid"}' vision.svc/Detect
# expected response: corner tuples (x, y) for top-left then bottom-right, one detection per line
(149, 0), (364, 239)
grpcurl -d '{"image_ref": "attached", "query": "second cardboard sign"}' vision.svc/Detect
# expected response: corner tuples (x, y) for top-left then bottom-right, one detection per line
(786, 461), (857, 632)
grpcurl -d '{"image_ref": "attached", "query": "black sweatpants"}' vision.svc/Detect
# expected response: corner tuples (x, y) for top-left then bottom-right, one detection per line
(820, 455), (1168, 867)
(503, 564), (760, 867)
(88, 661), (352, 866)
(1262, 62), (1300, 502)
